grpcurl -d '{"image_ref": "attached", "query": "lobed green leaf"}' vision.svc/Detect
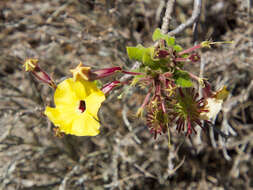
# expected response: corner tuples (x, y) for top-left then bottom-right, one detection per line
(173, 70), (193, 87)
(126, 44), (147, 62)
(173, 45), (183, 52)
(152, 28), (175, 46)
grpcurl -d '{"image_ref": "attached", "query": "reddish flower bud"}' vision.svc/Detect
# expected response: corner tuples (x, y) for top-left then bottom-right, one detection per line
(189, 53), (200, 62)
(157, 50), (170, 58)
(101, 81), (121, 94)
(23, 59), (56, 89)
(92, 67), (122, 80)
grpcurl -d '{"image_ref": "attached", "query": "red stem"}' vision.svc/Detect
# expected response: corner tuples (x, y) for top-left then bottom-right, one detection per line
(122, 70), (143, 75)
(178, 44), (202, 55)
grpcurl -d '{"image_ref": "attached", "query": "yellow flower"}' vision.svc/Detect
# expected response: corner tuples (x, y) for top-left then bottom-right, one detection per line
(45, 78), (105, 136)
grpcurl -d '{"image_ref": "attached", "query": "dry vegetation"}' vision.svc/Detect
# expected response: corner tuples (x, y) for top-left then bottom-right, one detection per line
(0, 0), (253, 189)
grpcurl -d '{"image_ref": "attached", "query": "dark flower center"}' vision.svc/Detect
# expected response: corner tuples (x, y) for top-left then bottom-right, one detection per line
(78, 100), (86, 113)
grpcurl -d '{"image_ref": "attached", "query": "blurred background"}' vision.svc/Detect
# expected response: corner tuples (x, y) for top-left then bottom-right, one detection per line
(0, 0), (252, 189)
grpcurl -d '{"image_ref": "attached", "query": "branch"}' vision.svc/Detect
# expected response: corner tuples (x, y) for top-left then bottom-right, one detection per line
(155, 0), (165, 24)
(167, 0), (202, 36)
(161, 0), (176, 34)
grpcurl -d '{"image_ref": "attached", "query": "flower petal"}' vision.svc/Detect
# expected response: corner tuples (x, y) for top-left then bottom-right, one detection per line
(44, 106), (78, 133)
(85, 91), (105, 118)
(200, 98), (223, 120)
(54, 79), (79, 107)
(69, 79), (89, 100)
(71, 113), (100, 136)
(75, 79), (102, 98)
(56, 78), (102, 100)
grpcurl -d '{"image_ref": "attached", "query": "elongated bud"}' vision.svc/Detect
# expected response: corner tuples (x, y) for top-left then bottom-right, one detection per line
(91, 67), (122, 80)
(70, 63), (143, 81)
(92, 67), (142, 80)
(23, 59), (56, 89)
(136, 91), (151, 118)
(101, 80), (121, 94)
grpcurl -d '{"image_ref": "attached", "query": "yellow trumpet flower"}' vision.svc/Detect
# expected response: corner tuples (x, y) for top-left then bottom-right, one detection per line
(45, 78), (105, 136)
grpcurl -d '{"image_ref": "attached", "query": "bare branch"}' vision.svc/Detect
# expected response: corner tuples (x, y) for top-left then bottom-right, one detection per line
(122, 104), (141, 144)
(155, 0), (166, 24)
(161, 0), (176, 34)
(167, 0), (202, 36)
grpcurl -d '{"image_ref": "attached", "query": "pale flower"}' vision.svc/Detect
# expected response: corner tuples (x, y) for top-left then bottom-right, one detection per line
(200, 86), (229, 120)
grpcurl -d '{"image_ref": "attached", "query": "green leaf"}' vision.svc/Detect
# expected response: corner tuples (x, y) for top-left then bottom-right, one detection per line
(152, 28), (163, 41)
(175, 77), (193, 87)
(142, 50), (154, 67)
(173, 44), (183, 52)
(167, 36), (175, 46)
(141, 47), (159, 70)
(173, 70), (193, 87)
(126, 44), (147, 62)
(152, 28), (175, 46)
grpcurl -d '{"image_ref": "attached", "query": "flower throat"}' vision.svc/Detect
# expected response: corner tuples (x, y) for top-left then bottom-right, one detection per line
(78, 100), (86, 113)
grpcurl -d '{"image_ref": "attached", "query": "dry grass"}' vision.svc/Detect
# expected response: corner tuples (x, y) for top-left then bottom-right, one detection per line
(0, 0), (252, 189)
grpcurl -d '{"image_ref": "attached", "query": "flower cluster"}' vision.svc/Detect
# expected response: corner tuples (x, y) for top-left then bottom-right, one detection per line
(124, 29), (229, 138)
(23, 28), (229, 139)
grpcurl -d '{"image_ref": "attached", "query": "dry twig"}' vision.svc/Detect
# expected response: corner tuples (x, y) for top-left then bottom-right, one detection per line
(167, 0), (202, 36)
(161, 0), (176, 34)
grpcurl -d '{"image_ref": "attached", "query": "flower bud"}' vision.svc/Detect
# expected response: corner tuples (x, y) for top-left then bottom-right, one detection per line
(23, 59), (56, 89)
(101, 81), (121, 94)
(91, 67), (122, 80)
(189, 53), (200, 62)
